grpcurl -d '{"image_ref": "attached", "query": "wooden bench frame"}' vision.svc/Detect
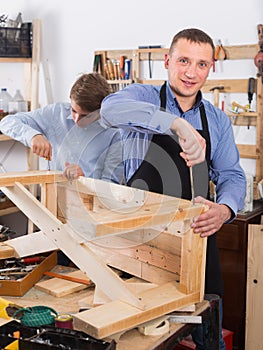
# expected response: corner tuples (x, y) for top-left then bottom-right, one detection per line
(0, 171), (207, 339)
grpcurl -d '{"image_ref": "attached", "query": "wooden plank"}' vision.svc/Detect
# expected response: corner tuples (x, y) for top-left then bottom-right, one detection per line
(91, 234), (181, 274)
(5, 231), (57, 257)
(227, 113), (257, 127)
(180, 229), (207, 297)
(41, 182), (58, 216)
(0, 243), (15, 259)
(73, 281), (200, 339)
(35, 270), (89, 297)
(93, 280), (157, 306)
(255, 79), (263, 181)
(237, 144), (258, 159)
(0, 170), (66, 187)
(57, 178), (205, 237)
(202, 79), (249, 93)
(136, 44), (257, 61)
(87, 240), (179, 284)
(0, 57), (32, 63)
(31, 18), (41, 110)
(245, 225), (263, 350)
(1, 182), (144, 309)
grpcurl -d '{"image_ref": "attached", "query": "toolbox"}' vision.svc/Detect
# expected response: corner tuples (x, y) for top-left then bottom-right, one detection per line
(0, 251), (57, 296)
(0, 320), (116, 350)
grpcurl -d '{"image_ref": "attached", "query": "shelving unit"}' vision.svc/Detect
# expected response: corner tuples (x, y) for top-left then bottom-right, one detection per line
(94, 43), (263, 183)
(0, 18), (41, 217)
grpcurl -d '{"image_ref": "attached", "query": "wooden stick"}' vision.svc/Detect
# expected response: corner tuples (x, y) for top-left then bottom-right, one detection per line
(43, 271), (91, 286)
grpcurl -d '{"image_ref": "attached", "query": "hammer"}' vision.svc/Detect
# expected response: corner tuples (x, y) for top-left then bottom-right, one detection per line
(210, 86), (224, 107)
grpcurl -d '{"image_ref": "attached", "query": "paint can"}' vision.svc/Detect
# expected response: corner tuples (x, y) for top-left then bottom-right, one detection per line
(55, 314), (73, 329)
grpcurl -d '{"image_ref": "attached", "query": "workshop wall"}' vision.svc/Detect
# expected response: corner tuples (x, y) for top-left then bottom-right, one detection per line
(0, 0), (262, 176)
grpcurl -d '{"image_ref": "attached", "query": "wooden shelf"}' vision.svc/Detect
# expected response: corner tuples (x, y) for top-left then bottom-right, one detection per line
(226, 112), (257, 126)
(0, 57), (32, 63)
(107, 79), (133, 85)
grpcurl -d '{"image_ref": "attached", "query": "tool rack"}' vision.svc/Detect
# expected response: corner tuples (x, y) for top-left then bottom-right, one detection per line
(94, 42), (263, 185)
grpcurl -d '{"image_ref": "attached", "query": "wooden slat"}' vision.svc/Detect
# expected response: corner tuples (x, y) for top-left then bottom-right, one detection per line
(30, 18), (41, 111)
(73, 281), (200, 339)
(227, 113), (257, 127)
(5, 231), (57, 257)
(1, 182), (144, 309)
(245, 225), (263, 350)
(180, 229), (206, 297)
(0, 58), (32, 63)
(0, 170), (66, 187)
(202, 79), (249, 93)
(237, 144), (258, 159)
(255, 79), (263, 181)
(0, 243), (16, 259)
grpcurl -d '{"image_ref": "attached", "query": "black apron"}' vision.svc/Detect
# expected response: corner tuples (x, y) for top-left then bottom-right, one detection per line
(127, 82), (223, 296)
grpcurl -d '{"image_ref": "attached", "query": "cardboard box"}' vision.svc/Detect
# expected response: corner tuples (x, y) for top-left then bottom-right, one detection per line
(0, 251), (57, 296)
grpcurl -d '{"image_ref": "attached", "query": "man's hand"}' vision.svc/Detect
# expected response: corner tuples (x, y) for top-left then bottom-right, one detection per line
(170, 118), (206, 166)
(63, 162), (84, 180)
(31, 134), (52, 160)
(191, 196), (232, 237)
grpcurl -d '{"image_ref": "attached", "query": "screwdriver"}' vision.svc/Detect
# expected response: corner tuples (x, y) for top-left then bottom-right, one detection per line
(248, 77), (256, 109)
(45, 155), (51, 171)
(189, 166), (195, 205)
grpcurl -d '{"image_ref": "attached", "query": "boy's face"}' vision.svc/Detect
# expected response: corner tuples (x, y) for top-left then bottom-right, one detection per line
(70, 100), (91, 127)
(71, 99), (100, 128)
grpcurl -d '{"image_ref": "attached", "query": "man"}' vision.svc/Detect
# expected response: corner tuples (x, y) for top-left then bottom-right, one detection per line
(0, 73), (123, 183)
(101, 28), (246, 350)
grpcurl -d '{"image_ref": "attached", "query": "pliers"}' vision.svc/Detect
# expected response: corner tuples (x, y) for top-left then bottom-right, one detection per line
(214, 40), (227, 61)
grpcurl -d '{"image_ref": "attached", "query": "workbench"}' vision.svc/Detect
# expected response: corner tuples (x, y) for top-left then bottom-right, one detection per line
(2, 282), (220, 350)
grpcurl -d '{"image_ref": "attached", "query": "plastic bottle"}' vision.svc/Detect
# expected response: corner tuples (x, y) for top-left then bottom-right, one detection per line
(0, 88), (12, 118)
(8, 89), (28, 114)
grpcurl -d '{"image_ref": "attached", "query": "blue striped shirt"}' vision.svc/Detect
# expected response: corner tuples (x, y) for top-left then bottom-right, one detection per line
(101, 82), (246, 215)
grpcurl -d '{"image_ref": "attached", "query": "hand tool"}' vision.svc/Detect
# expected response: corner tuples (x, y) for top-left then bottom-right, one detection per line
(214, 40), (227, 61)
(119, 55), (125, 79)
(189, 166), (195, 205)
(254, 24), (263, 83)
(210, 86), (224, 108)
(43, 270), (91, 285)
(2, 256), (44, 267)
(169, 314), (202, 324)
(138, 45), (162, 79)
(45, 155), (51, 170)
(0, 224), (16, 241)
(247, 77), (256, 109)
(93, 54), (102, 73)
(124, 59), (131, 80)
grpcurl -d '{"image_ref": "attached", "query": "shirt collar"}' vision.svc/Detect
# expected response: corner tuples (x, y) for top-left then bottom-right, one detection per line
(166, 82), (203, 112)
